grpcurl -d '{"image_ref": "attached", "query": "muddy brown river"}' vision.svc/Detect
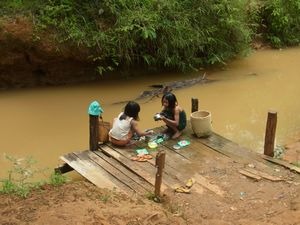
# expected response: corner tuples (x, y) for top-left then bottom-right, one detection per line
(1, 47), (300, 179)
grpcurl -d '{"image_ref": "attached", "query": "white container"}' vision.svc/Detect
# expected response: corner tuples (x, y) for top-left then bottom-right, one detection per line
(190, 110), (212, 137)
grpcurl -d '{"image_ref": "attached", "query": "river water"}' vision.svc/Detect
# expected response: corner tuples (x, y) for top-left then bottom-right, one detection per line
(1, 47), (300, 179)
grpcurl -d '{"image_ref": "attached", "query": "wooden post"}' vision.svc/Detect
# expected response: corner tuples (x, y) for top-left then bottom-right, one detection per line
(191, 98), (199, 113)
(154, 150), (166, 201)
(264, 110), (277, 157)
(89, 114), (99, 151)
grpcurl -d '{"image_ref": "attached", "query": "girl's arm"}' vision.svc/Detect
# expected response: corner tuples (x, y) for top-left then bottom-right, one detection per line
(131, 120), (153, 136)
(161, 107), (180, 127)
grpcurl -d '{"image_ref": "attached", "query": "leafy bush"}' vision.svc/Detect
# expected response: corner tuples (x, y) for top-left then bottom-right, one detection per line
(245, 0), (263, 40)
(262, 0), (300, 48)
(34, 0), (251, 73)
(11, 1), (300, 73)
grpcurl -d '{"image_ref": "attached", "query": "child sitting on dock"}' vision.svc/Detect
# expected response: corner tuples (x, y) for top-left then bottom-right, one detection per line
(109, 101), (153, 146)
(157, 92), (187, 139)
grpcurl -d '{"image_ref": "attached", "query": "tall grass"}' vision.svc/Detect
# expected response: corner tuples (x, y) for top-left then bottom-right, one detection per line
(0, 154), (68, 198)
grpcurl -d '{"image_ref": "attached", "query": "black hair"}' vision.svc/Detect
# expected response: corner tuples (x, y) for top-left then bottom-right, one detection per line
(161, 92), (177, 109)
(120, 101), (140, 120)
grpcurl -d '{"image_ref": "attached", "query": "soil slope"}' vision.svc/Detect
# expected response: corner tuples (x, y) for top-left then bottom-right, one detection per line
(0, 16), (98, 89)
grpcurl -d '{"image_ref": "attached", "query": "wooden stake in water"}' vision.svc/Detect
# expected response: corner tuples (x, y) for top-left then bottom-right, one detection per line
(191, 98), (199, 113)
(264, 110), (277, 157)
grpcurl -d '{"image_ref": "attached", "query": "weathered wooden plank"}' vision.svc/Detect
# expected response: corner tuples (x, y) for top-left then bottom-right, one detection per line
(134, 140), (191, 167)
(192, 132), (241, 160)
(106, 143), (193, 190)
(153, 126), (229, 160)
(101, 146), (190, 189)
(193, 131), (269, 166)
(262, 155), (300, 174)
(238, 169), (262, 181)
(75, 150), (150, 195)
(243, 167), (283, 181)
(162, 135), (221, 160)
(61, 152), (130, 193)
(136, 129), (226, 196)
(193, 173), (225, 196)
(99, 145), (173, 190)
(93, 150), (154, 192)
(131, 139), (215, 195)
(90, 151), (154, 193)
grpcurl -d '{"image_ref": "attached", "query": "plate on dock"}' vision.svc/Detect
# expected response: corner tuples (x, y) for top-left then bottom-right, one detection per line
(148, 141), (158, 149)
(177, 140), (190, 147)
(135, 148), (149, 155)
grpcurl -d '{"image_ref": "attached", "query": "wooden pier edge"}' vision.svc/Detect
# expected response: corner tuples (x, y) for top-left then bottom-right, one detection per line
(55, 98), (299, 199)
(54, 162), (74, 174)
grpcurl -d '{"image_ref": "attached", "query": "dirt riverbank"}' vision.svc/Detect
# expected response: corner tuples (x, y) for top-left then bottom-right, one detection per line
(1, 141), (299, 225)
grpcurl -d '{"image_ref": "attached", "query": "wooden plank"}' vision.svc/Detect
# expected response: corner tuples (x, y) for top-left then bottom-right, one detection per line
(130, 141), (214, 195)
(243, 167), (283, 181)
(99, 145), (173, 190)
(102, 146), (193, 188)
(193, 131), (271, 171)
(193, 173), (225, 197)
(61, 152), (130, 193)
(93, 150), (154, 192)
(106, 143), (194, 190)
(162, 134), (221, 160)
(238, 169), (262, 181)
(193, 132), (243, 160)
(262, 155), (300, 174)
(132, 129), (226, 196)
(135, 140), (191, 167)
(75, 150), (151, 195)
(87, 150), (153, 193)
(154, 125), (237, 160)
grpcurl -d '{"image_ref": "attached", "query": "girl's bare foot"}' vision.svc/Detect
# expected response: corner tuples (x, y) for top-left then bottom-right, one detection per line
(172, 131), (182, 139)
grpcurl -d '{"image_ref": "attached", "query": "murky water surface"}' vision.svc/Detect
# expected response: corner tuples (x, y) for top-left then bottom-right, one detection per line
(1, 47), (300, 179)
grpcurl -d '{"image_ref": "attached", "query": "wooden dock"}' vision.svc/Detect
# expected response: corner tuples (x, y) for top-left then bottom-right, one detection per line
(57, 123), (299, 197)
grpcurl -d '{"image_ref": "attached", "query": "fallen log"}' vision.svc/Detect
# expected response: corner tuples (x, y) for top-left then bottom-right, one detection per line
(113, 73), (216, 104)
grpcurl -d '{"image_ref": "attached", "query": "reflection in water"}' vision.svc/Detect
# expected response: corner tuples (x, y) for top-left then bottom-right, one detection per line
(1, 47), (300, 178)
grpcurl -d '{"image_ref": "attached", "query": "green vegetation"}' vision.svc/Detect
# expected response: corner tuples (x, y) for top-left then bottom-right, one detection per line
(261, 0), (300, 48)
(0, 154), (68, 198)
(0, 0), (300, 74)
